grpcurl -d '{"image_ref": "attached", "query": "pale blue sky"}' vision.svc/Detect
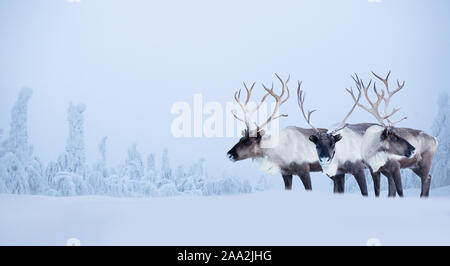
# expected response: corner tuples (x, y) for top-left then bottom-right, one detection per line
(1, 0), (449, 189)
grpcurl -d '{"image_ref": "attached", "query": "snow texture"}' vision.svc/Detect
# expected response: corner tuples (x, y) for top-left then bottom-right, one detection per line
(1, 189), (450, 245)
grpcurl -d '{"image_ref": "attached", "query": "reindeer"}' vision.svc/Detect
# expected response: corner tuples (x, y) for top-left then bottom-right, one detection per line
(296, 81), (382, 196)
(348, 71), (438, 197)
(227, 74), (328, 190)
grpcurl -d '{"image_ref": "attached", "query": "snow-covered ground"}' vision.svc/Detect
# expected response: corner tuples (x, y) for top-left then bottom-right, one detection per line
(1, 187), (450, 246)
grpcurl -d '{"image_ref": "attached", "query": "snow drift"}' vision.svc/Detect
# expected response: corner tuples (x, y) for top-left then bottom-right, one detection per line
(1, 188), (450, 246)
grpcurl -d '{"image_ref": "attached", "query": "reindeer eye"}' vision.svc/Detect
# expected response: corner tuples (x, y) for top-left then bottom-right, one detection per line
(244, 139), (252, 146)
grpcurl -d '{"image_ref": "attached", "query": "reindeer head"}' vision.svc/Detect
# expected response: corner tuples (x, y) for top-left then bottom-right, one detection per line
(227, 74), (290, 162)
(349, 71), (416, 159)
(227, 129), (266, 161)
(379, 127), (416, 158)
(308, 133), (342, 167)
(296, 81), (358, 169)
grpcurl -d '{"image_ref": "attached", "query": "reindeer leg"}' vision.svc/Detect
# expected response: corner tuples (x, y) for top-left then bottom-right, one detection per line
(390, 163), (404, 197)
(339, 175), (345, 193)
(381, 160), (403, 197)
(381, 170), (397, 197)
(333, 174), (345, 193)
(422, 175), (431, 198)
(420, 174), (431, 198)
(298, 173), (312, 190)
(412, 168), (431, 198)
(331, 176), (339, 193)
(281, 174), (293, 190)
(295, 165), (312, 191)
(370, 171), (381, 197)
(412, 152), (434, 198)
(353, 168), (368, 197)
(387, 176), (397, 197)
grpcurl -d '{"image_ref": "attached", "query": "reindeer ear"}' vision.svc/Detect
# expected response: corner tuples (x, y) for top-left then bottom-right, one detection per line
(333, 134), (342, 143)
(381, 128), (389, 140)
(309, 135), (318, 144)
(241, 130), (248, 137)
(257, 130), (265, 138)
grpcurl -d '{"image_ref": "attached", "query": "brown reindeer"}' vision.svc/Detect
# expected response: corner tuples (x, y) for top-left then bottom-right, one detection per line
(227, 74), (328, 190)
(296, 80), (383, 196)
(348, 71), (438, 197)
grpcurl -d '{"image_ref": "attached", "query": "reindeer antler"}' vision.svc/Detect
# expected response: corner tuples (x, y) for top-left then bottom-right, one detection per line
(231, 74), (290, 132)
(371, 71), (407, 127)
(349, 72), (407, 128)
(231, 82), (270, 131)
(296, 81), (319, 133)
(256, 73), (290, 130)
(348, 74), (388, 127)
(330, 84), (362, 134)
(231, 82), (254, 130)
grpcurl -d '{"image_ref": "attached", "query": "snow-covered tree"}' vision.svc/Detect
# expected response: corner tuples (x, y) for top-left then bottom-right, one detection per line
(431, 92), (450, 188)
(0, 88), (265, 197)
(202, 175), (252, 196)
(122, 143), (144, 180)
(45, 161), (58, 189)
(47, 103), (90, 195)
(402, 170), (421, 189)
(0, 86), (265, 197)
(0, 128), (3, 154)
(103, 173), (124, 197)
(97, 137), (108, 174)
(344, 175), (358, 193)
(188, 158), (205, 177)
(96, 136), (107, 175)
(188, 158), (205, 190)
(141, 182), (159, 197)
(27, 156), (47, 194)
(341, 170), (391, 195)
(56, 103), (87, 175)
(158, 183), (181, 197)
(1, 87), (33, 163)
(161, 148), (172, 180)
(0, 88), (44, 194)
(0, 152), (29, 194)
(88, 137), (109, 194)
(145, 153), (157, 183)
(254, 175), (274, 192)
(49, 171), (91, 196)
(175, 165), (186, 185)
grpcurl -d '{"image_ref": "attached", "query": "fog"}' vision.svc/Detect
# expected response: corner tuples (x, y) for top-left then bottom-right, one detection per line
(1, 0), (449, 189)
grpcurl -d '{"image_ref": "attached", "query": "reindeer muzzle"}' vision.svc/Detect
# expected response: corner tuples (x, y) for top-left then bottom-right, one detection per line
(319, 157), (332, 170)
(407, 147), (416, 158)
(227, 151), (237, 162)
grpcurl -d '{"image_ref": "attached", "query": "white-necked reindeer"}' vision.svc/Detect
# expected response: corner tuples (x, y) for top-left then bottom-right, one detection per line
(348, 71), (438, 197)
(296, 81), (382, 196)
(227, 74), (328, 190)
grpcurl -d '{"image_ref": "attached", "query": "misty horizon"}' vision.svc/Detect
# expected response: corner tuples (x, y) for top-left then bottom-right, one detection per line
(1, 0), (449, 187)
